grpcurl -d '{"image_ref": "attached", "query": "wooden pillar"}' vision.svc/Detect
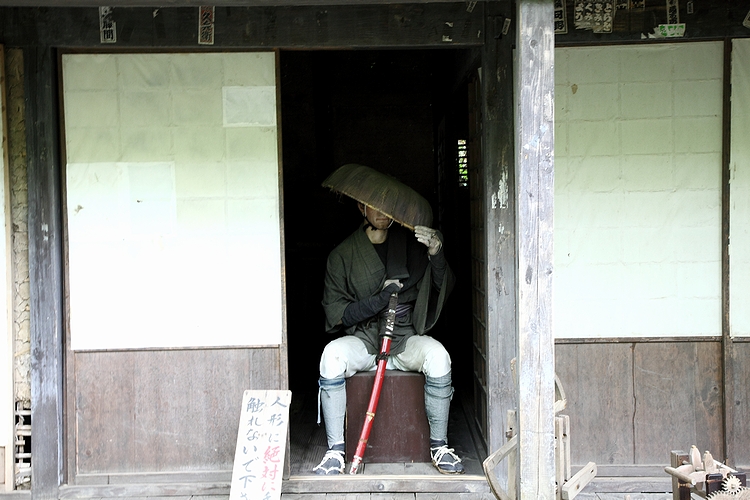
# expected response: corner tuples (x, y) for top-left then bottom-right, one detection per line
(481, 0), (517, 492)
(25, 45), (64, 500)
(515, 1), (555, 498)
(721, 37), (734, 467)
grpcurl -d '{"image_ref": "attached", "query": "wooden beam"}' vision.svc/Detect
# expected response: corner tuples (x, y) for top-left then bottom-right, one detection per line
(480, 0), (517, 493)
(25, 45), (64, 500)
(0, 0), (476, 4)
(514, 0), (555, 498)
(0, 5), (484, 49)
(556, 1), (750, 43)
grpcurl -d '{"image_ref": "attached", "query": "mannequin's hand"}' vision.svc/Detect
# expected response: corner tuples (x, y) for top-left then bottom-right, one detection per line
(414, 225), (442, 256)
(383, 279), (403, 291)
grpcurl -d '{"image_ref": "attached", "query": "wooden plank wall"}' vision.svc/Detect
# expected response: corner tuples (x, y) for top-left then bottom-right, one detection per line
(555, 342), (724, 470)
(730, 342), (750, 469)
(72, 348), (282, 480)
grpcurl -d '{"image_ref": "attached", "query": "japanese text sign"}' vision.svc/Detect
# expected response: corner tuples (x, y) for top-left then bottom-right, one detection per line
(230, 390), (292, 500)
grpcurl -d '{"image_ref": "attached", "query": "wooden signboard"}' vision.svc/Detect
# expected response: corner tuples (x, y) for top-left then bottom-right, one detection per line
(230, 390), (292, 500)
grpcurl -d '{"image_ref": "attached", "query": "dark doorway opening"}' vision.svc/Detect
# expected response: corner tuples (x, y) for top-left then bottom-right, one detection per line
(279, 48), (478, 475)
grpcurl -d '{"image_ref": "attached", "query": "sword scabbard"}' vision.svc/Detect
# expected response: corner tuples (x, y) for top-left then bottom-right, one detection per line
(348, 292), (398, 474)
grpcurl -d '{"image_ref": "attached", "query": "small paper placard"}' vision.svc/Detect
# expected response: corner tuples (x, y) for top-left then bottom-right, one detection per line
(99, 7), (116, 44)
(198, 6), (215, 45)
(657, 23), (686, 37)
(230, 390), (292, 500)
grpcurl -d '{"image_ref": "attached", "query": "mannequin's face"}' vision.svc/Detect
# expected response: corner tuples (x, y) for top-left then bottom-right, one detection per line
(359, 203), (392, 230)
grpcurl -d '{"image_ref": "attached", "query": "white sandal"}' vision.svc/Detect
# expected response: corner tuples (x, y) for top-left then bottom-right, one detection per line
(430, 440), (465, 474)
(313, 445), (345, 475)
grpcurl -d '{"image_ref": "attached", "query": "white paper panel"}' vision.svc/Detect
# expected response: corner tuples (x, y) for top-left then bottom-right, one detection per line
(554, 42), (723, 338)
(63, 52), (282, 350)
(223, 86), (277, 127)
(730, 39), (750, 337)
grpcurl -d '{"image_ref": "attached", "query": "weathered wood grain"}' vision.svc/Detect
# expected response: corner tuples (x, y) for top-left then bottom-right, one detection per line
(721, 38), (734, 469)
(58, 483), (230, 498)
(0, 0), (468, 4)
(479, 0), (517, 492)
(580, 476), (672, 493)
(633, 342), (723, 464)
(281, 475), (491, 494)
(280, 493), (329, 499)
(597, 495), (672, 500)
(0, 5), (485, 48)
(555, 343), (634, 466)
(514, 0), (556, 498)
(371, 494), (417, 500)
(73, 348), (281, 475)
(729, 342), (750, 468)
(25, 44), (65, 500)
(415, 494), (497, 499)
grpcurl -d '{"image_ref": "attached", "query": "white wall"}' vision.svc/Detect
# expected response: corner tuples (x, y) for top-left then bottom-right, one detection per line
(63, 53), (283, 350)
(0, 45), (13, 490)
(730, 38), (750, 337)
(554, 42), (724, 338)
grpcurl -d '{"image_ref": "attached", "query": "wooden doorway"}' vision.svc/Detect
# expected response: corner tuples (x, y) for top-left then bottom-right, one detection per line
(279, 48), (486, 478)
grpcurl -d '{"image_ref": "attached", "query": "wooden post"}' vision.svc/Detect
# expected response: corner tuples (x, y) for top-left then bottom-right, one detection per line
(721, 37), (734, 468)
(481, 0), (517, 493)
(25, 45), (64, 500)
(515, 0), (555, 498)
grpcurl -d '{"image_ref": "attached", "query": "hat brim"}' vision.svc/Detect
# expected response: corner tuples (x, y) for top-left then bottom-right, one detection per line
(322, 164), (433, 230)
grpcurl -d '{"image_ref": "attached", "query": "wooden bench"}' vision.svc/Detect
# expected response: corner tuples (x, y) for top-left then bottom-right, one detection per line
(345, 370), (431, 463)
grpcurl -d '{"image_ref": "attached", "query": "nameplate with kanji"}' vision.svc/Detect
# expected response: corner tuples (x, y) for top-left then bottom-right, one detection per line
(230, 390), (292, 500)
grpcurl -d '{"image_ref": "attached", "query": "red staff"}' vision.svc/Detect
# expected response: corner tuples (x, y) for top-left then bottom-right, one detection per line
(348, 292), (399, 475)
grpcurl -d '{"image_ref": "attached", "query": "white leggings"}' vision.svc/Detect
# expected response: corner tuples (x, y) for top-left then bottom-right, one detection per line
(317, 334), (454, 446)
(319, 334), (452, 380)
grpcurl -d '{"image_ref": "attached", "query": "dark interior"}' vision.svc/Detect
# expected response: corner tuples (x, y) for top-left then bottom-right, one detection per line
(279, 48), (478, 469)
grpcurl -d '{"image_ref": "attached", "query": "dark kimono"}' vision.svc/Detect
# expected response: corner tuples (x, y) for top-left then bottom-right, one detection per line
(322, 223), (454, 356)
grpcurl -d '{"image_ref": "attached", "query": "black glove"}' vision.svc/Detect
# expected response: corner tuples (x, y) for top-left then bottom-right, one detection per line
(341, 283), (400, 327)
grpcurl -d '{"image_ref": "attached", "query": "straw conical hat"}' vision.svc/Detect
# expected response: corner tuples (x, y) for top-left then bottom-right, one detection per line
(322, 164), (433, 230)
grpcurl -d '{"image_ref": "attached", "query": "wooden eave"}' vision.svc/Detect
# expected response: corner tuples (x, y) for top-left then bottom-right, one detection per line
(0, 4), (488, 49)
(0, 0), (482, 4)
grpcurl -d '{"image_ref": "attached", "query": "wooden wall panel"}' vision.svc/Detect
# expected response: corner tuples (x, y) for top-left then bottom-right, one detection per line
(73, 348), (281, 477)
(730, 342), (750, 468)
(557, 341), (724, 468)
(633, 342), (723, 464)
(555, 343), (634, 467)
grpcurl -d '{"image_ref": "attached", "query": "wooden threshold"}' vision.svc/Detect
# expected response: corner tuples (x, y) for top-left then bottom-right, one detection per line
(58, 483), (230, 499)
(56, 473), (490, 498)
(46, 475), (676, 498)
(72, 471), (231, 486)
(283, 472), (491, 494)
(0, 494), (31, 500)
